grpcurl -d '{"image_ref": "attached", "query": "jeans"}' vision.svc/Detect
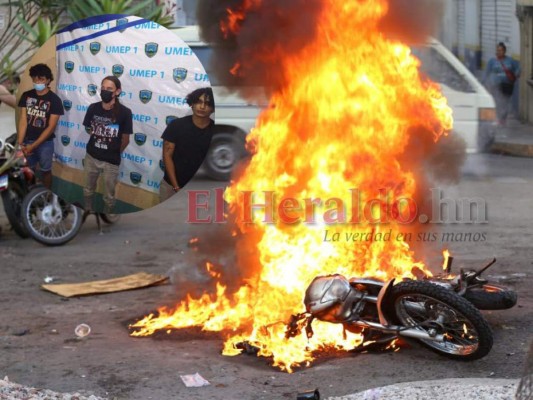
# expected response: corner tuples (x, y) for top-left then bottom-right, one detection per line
(83, 153), (119, 213)
(24, 139), (54, 172)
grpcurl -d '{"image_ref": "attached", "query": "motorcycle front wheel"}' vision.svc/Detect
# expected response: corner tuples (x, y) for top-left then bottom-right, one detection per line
(21, 186), (83, 246)
(1, 181), (29, 238)
(463, 284), (518, 310)
(387, 280), (493, 360)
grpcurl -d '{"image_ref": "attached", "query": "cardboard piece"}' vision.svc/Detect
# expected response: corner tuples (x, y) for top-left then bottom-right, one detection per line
(42, 272), (168, 297)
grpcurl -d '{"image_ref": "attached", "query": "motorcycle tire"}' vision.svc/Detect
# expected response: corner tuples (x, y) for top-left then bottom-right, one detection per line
(21, 186), (83, 246)
(463, 284), (518, 310)
(1, 181), (29, 238)
(386, 280), (493, 361)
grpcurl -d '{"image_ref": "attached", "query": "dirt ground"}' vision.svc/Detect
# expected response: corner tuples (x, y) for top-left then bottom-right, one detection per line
(0, 171), (532, 400)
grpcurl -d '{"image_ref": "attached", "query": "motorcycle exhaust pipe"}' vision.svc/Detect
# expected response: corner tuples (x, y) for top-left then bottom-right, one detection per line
(352, 321), (444, 342)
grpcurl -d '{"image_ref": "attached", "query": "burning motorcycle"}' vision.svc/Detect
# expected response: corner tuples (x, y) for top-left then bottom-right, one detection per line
(0, 134), (34, 238)
(291, 258), (516, 360)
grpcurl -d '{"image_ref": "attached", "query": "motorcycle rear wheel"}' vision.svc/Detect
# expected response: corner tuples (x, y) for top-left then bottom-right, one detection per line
(22, 186), (82, 246)
(1, 181), (29, 238)
(387, 280), (493, 360)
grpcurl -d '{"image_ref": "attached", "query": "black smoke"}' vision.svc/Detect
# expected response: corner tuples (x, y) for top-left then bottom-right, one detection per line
(379, 0), (445, 44)
(196, 0), (324, 94)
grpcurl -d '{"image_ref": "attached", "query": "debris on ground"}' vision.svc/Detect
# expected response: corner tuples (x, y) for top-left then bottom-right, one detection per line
(41, 272), (168, 297)
(179, 372), (210, 387)
(74, 324), (91, 338)
(0, 377), (106, 400)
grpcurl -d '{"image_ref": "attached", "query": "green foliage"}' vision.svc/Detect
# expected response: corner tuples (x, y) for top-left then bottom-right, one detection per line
(67, 0), (174, 28)
(15, 15), (60, 47)
(0, 0), (176, 82)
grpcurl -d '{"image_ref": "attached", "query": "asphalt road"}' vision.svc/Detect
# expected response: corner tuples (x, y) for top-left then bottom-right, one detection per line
(0, 154), (531, 400)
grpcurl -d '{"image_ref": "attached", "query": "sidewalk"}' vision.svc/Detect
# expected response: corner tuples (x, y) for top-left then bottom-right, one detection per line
(491, 118), (533, 157)
(328, 378), (519, 400)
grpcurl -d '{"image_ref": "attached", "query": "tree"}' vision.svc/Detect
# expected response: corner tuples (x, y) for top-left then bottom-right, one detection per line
(0, 0), (175, 87)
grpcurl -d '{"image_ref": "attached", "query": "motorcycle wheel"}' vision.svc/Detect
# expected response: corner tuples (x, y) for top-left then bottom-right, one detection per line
(463, 284), (518, 310)
(1, 181), (29, 238)
(98, 213), (120, 224)
(387, 280), (493, 360)
(21, 186), (83, 246)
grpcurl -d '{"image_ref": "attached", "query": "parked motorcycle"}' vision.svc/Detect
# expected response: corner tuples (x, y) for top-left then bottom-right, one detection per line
(0, 134), (34, 238)
(291, 259), (516, 361)
(21, 185), (83, 246)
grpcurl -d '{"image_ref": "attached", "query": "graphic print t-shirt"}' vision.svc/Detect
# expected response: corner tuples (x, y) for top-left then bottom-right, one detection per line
(83, 102), (133, 165)
(18, 89), (64, 141)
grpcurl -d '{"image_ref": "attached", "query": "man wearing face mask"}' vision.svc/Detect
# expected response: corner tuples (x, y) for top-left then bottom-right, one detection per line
(82, 75), (132, 214)
(17, 63), (64, 189)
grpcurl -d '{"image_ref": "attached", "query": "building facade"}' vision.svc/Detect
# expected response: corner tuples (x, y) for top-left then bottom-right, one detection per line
(440, 0), (520, 71)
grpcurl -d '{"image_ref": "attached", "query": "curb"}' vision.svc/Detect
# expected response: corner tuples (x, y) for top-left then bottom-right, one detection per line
(326, 378), (519, 400)
(491, 141), (533, 157)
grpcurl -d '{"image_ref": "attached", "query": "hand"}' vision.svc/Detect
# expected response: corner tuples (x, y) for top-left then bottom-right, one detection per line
(22, 143), (34, 155)
(172, 186), (180, 193)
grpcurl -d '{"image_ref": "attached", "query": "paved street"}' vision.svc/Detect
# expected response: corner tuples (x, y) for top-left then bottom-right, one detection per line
(0, 151), (531, 399)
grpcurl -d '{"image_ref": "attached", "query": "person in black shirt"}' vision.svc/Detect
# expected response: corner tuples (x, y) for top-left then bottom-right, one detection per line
(17, 64), (64, 189)
(160, 87), (215, 202)
(82, 76), (132, 213)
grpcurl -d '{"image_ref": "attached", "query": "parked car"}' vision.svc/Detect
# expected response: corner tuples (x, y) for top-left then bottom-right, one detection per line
(172, 27), (496, 180)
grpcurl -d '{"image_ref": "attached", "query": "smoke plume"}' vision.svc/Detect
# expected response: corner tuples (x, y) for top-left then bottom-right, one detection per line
(380, 0), (445, 44)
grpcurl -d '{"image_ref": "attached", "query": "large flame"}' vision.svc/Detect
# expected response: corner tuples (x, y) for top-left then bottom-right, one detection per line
(131, 0), (453, 372)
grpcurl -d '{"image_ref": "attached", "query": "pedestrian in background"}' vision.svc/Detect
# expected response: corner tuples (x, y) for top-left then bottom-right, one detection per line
(482, 42), (520, 126)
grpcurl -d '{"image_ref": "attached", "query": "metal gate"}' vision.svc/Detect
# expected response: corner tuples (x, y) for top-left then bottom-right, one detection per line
(457, 0), (466, 60)
(481, 0), (514, 66)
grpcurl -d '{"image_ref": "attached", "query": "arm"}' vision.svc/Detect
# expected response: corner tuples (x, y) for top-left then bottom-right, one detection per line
(0, 85), (16, 108)
(25, 114), (60, 154)
(163, 140), (179, 190)
(120, 133), (130, 153)
(17, 107), (28, 146)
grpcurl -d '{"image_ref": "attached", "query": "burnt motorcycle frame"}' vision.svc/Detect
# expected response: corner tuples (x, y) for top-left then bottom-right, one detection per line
(295, 259), (515, 361)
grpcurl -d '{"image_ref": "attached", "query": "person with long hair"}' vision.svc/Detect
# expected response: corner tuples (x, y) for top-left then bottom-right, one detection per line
(82, 75), (132, 213)
(159, 87), (215, 202)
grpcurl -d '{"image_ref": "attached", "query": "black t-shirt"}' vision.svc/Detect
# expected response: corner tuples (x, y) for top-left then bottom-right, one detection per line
(83, 102), (133, 166)
(162, 115), (214, 188)
(18, 89), (64, 141)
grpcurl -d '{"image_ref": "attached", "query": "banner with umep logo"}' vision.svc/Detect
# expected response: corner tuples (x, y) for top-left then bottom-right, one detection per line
(54, 14), (211, 212)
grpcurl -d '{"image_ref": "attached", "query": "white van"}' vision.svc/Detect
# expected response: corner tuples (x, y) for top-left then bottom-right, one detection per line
(413, 38), (497, 152)
(172, 27), (496, 180)
(171, 26), (264, 180)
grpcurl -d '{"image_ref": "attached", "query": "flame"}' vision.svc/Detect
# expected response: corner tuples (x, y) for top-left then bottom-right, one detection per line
(442, 249), (450, 271)
(131, 0), (453, 371)
(220, 0), (262, 38)
(205, 262), (222, 279)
